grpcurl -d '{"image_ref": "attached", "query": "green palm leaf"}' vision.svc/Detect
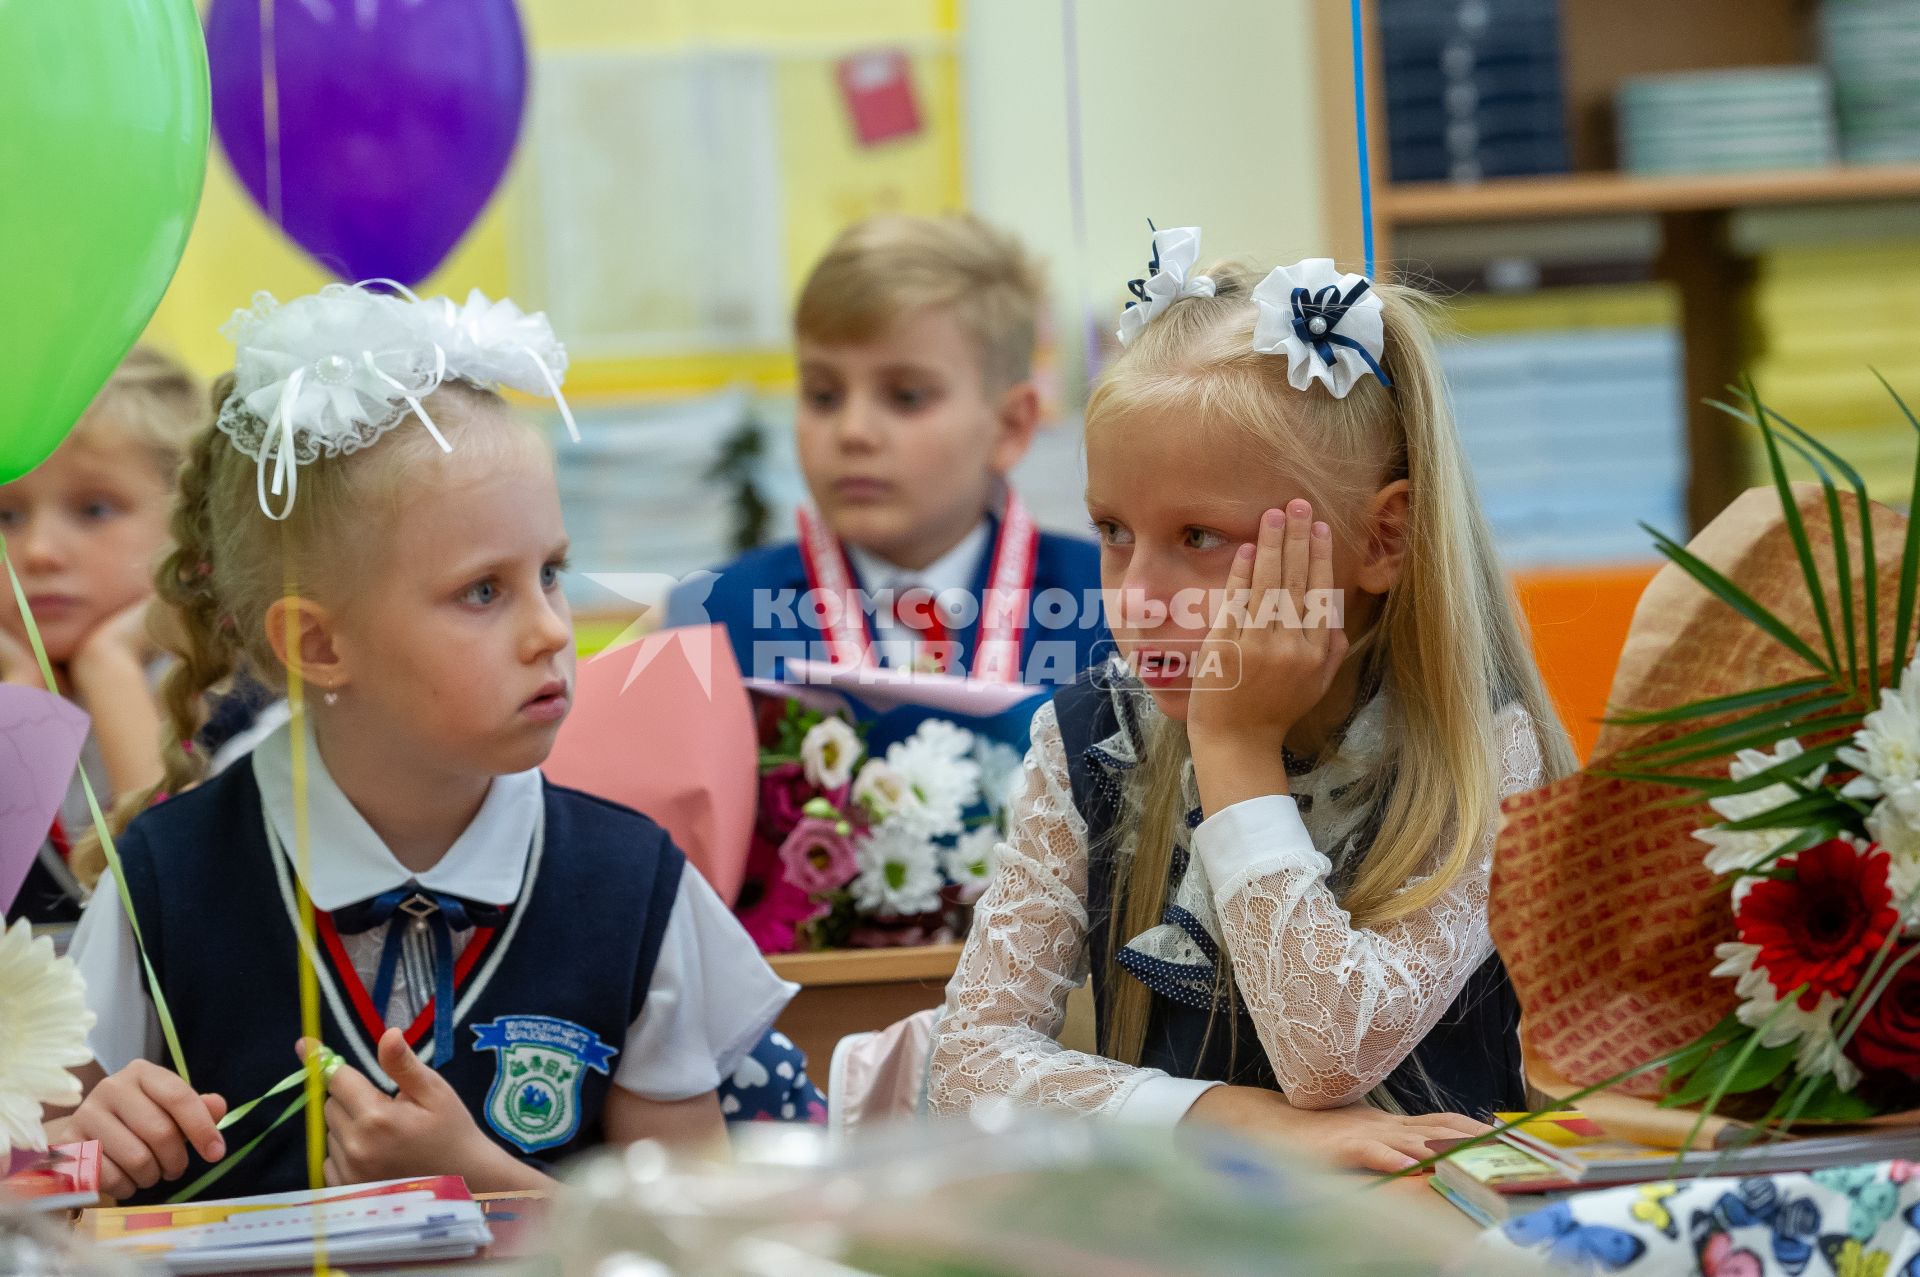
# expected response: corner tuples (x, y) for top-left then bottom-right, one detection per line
(1603, 676), (1832, 727)
(1714, 791), (1852, 834)
(1645, 524), (1830, 674)
(1625, 711), (1861, 771)
(1743, 396), (1881, 692)
(1613, 690), (1850, 764)
(1597, 740), (1846, 795)
(1877, 371), (1920, 678)
(1743, 380), (1843, 680)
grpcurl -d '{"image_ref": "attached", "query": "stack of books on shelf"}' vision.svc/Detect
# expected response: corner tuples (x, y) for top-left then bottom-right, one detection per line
(1440, 285), (1686, 568)
(1378, 0), (1570, 184)
(1616, 67), (1836, 176)
(552, 388), (784, 608)
(1821, 0), (1920, 165)
(1745, 237), (1920, 503)
(1434, 1111), (1920, 1227)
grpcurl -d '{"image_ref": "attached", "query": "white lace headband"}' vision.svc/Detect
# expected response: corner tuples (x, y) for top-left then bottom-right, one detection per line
(216, 281), (580, 520)
(1116, 224), (1391, 399)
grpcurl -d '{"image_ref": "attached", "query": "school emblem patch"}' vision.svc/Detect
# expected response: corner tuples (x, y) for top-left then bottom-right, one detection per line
(472, 1016), (618, 1153)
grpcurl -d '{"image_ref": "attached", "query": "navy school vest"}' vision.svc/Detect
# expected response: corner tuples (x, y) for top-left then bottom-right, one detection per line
(116, 764), (685, 1201)
(1052, 667), (1527, 1120)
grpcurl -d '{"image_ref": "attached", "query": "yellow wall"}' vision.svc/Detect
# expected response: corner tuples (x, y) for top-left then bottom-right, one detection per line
(146, 0), (1332, 403)
(145, 0), (964, 385)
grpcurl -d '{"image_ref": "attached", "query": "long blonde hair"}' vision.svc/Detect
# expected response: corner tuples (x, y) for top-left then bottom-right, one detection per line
(1089, 266), (1578, 1068)
(71, 377), (516, 887)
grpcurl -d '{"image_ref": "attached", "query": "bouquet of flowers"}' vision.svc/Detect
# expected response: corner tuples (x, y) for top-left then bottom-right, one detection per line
(735, 699), (1023, 955)
(1491, 380), (1920, 1136)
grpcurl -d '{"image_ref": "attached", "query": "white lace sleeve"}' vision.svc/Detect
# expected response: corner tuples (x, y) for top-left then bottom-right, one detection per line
(1195, 704), (1546, 1110)
(929, 702), (1172, 1117)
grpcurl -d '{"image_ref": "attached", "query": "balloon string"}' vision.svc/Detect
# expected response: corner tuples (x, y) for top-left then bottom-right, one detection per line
(1, 536), (193, 1085)
(1349, 0), (1376, 278)
(1059, 0), (1099, 384)
(259, 0), (284, 228)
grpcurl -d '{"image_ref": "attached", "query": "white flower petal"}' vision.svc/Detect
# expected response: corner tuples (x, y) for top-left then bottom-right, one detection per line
(0, 919), (96, 1153)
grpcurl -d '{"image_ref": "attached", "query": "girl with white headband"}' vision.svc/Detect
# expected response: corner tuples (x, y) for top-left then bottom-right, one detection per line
(49, 283), (797, 1200)
(931, 228), (1577, 1170)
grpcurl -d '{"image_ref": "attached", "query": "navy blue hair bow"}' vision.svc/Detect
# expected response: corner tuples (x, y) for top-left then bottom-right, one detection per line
(1124, 218), (1162, 311)
(1288, 280), (1392, 387)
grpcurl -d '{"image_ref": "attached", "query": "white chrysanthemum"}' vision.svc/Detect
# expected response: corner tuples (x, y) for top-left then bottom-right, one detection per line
(1694, 738), (1828, 876)
(852, 759), (912, 823)
(850, 823), (945, 917)
(0, 920), (95, 1152)
(941, 826), (1000, 897)
(884, 721), (981, 837)
(800, 717), (863, 791)
(971, 740), (1025, 816)
(1867, 799), (1920, 922)
(1841, 658), (1920, 825)
(1710, 941), (1860, 1092)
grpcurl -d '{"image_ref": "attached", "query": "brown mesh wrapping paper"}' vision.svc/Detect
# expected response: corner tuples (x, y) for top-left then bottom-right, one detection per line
(1491, 485), (1910, 1109)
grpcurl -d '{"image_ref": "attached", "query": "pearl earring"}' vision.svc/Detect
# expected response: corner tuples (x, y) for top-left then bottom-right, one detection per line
(323, 690), (339, 707)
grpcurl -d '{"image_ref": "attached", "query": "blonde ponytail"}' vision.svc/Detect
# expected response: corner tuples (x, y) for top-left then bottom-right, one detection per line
(1087, 268), (1578, 1070)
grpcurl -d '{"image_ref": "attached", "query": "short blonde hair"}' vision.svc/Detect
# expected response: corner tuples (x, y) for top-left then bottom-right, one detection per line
(71, 346), (204, 476)
(795, 214), (1045, 391)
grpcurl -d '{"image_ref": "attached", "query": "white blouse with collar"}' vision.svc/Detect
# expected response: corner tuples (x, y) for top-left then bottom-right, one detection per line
(927, 695), (1545, 1123)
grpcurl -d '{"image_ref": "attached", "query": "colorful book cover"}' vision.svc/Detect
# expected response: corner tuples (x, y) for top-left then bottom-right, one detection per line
(3, 1141), (103, 1211)
(81, 1174), (479, 1248)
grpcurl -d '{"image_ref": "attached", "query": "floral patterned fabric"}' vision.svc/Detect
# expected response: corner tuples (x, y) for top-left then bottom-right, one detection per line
(1476, 1160), (1920, 1275)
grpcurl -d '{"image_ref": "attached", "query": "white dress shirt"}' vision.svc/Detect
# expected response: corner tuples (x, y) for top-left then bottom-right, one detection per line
(845, 519), (990, 669)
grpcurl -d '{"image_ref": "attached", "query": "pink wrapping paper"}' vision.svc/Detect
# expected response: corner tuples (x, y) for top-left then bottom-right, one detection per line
(543, 624), (756, 905)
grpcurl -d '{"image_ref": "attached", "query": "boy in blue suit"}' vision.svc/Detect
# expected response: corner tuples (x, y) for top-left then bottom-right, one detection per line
(666, 215), (1107, 693)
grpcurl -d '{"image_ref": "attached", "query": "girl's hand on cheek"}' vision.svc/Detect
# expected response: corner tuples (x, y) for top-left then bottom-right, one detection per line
(1185, 502), (1347, 814)
(70, 599), (156, 690)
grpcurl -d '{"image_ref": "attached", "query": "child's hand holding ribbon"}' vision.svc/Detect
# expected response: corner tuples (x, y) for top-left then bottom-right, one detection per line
(299, 1031), (549, 1191)
(52, 1060), (228, 1200)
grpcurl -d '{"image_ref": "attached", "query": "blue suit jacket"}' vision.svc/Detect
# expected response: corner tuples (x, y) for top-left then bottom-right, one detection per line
(664, 515), (1110, 751)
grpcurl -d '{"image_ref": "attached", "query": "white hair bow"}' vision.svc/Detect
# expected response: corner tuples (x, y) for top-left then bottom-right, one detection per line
(1250, 258), (1391, 399)
(1116, 225), (1216, 346)
(215, 283), (577, 520)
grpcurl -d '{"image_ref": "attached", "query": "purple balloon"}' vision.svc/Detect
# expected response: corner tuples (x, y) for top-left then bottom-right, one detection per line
(205, 0), (527, 286)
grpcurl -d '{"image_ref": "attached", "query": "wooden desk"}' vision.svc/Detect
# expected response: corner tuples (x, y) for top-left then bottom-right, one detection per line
(769, 943), (962, 1086)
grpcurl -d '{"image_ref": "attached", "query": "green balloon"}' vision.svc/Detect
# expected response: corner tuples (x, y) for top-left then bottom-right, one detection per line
(0, 0), (210, 483)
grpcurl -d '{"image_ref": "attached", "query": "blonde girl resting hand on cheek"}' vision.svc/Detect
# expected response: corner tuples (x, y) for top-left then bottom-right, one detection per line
(1, 350), (206, 924)
(928, 228), (1576, 1172)
(46, 285), (794, 1202)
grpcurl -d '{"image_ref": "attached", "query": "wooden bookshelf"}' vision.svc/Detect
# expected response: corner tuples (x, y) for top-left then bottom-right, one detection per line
(769, 942), (964, 988)
(1383, 166), (1920, 225)
(1312, 0), (1920, 532)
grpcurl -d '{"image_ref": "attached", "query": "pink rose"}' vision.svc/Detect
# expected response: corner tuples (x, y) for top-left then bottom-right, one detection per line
(778, 816), (860, 895)
(738, 876), (829, 955)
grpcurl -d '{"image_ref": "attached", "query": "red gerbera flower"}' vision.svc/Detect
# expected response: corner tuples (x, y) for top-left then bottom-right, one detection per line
(1736, 838), (1898, 1009)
